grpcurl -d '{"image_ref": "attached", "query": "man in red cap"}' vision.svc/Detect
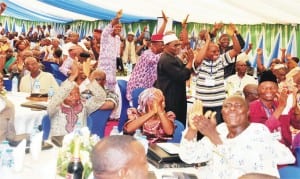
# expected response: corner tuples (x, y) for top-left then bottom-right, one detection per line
(125, 11), (168, 104)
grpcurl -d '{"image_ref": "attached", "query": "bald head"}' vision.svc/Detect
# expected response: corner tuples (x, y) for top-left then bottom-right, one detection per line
(90, 69), (106, 87)
(243, 84), (258, 103)
(91, 135), (147, 179)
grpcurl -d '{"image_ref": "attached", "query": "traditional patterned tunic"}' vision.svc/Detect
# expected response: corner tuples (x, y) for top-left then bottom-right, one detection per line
(97, 23), (121, 91)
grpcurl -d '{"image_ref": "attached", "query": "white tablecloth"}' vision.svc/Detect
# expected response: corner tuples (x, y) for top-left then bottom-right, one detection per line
(6, 146), (207, 179)
(6, 92), (47, 135)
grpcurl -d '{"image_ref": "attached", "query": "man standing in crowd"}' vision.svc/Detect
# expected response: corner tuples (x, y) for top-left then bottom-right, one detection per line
(97, 9), (122, 92)
(156, 32), (194, 125)
(193, 24), (242, 125)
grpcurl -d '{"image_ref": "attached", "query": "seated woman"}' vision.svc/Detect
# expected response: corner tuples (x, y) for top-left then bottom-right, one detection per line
(47, 62), (107, 139)
(123, 87), (175, 143)
(179, 95), (295, 179)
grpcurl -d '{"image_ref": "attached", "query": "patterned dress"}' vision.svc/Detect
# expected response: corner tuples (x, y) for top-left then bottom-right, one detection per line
(126, 49), (161, 101)
(126, 108), (175, 143)
(97, 24), (121, 91)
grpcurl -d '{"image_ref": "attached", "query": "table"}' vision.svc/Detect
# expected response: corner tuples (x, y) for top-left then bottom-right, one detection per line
(6, 92), (47, 135)
(6, 146), (207, 179)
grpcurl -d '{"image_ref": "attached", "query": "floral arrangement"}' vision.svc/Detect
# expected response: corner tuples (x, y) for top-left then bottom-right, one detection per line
(56, 127), (100, 179)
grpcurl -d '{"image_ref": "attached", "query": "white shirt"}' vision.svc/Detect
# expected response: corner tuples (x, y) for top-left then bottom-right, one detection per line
(179, 123), (295, 179)
(225, 73), (257, 96)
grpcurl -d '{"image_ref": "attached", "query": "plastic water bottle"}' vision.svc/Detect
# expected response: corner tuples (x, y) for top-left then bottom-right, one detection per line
(1, 148), (14, 177)
(11, 76), (18, 93)
(110, 126), (119, 136)
(48, 86), (54, 102)
(0, 140), (9, 165)
(1, 148), (14, 168)
(30, 124), (40, 143)
(134, 129), (148, 153)
(126, 62), (132, 76)
(74, 121), (82, 136)
(32, 79), (40, 94)
(134, 129), (143, 139)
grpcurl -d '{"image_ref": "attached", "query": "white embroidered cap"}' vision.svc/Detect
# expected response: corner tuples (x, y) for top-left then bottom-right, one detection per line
(236, 52), (249, 63)
(163, 33), (178, 45)
(273, 63), (286, 70)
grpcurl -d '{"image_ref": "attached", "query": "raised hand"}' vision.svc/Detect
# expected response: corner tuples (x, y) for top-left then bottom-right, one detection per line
(205, 31), (211, 42)
(0, 3), (6, 15)
(213, 22), (223, 31)
(162, 10), (168, 22)
(185, 49), (194, 62)
(182, 14), (189, 28)
(257, 48), (263, 55)
(227, 23), (237, 36)
(188, 99), (203, 130)
(116, 9), (123, 19)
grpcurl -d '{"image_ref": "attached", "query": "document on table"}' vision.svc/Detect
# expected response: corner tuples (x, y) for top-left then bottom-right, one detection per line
(156, 143), (180, 155)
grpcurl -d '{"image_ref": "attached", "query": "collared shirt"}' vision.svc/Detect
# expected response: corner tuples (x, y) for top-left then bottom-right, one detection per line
(193, 52), (234, 107)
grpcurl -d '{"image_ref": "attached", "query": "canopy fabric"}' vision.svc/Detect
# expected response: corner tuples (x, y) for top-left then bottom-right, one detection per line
(0, 0), (299, 69)
(1, 0), (300, 24)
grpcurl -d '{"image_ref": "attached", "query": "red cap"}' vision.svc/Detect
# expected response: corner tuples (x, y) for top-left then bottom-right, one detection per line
(151, 34), (163, 42)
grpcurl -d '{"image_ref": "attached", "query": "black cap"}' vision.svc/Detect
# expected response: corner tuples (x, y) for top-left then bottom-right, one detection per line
(259, 70), (277, 84)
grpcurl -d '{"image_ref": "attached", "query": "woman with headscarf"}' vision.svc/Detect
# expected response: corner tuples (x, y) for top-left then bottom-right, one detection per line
(123, 87), (175, 143)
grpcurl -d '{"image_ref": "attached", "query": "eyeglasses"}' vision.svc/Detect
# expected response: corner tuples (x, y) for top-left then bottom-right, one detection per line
(223, 103), (243, 109)
(95, 78), (105, 81)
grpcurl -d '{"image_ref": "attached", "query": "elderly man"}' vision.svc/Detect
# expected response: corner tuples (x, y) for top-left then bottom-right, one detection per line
(91, 135), (148, 179)
(97, 9), (122, 92)
(47, 62), (107, 138)
(249, 70), (300, 148)
(86, 69), (118, 110)
(225, 52), (257, 96)
(156, 31), (194, 126)
(180, 95), (295, 179)
(243, 84), (258, 104)
(19, 57), (59, 94)
(126, 11), (168, 104)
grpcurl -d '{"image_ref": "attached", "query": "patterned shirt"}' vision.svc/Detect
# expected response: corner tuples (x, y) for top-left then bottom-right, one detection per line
(97, 23), (121, 91)
(126, 49), (161, 101)
(47, 80), (106, 136)
(179, 123), (295, 179)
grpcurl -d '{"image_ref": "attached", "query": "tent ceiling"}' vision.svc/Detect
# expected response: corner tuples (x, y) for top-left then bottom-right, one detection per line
(2, 0), (300, 24)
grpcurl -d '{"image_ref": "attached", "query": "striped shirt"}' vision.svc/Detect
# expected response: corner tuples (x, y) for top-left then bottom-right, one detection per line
(193, 52), (234, 107)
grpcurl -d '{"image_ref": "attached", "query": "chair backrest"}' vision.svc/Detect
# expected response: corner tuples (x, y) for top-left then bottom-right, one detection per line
(41, 114), (51, 140)
(296, 147), (300, 167)
(87, 109), (112, 138)
(42, 61), (57, 73)
(132, 87), (146, 108)
(167, 120), (185, 143)
(279, 166), (300, 178)
(3, 78), (12, 91)
(117, 79), (130, 132)
(50, 63), (67, 81)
